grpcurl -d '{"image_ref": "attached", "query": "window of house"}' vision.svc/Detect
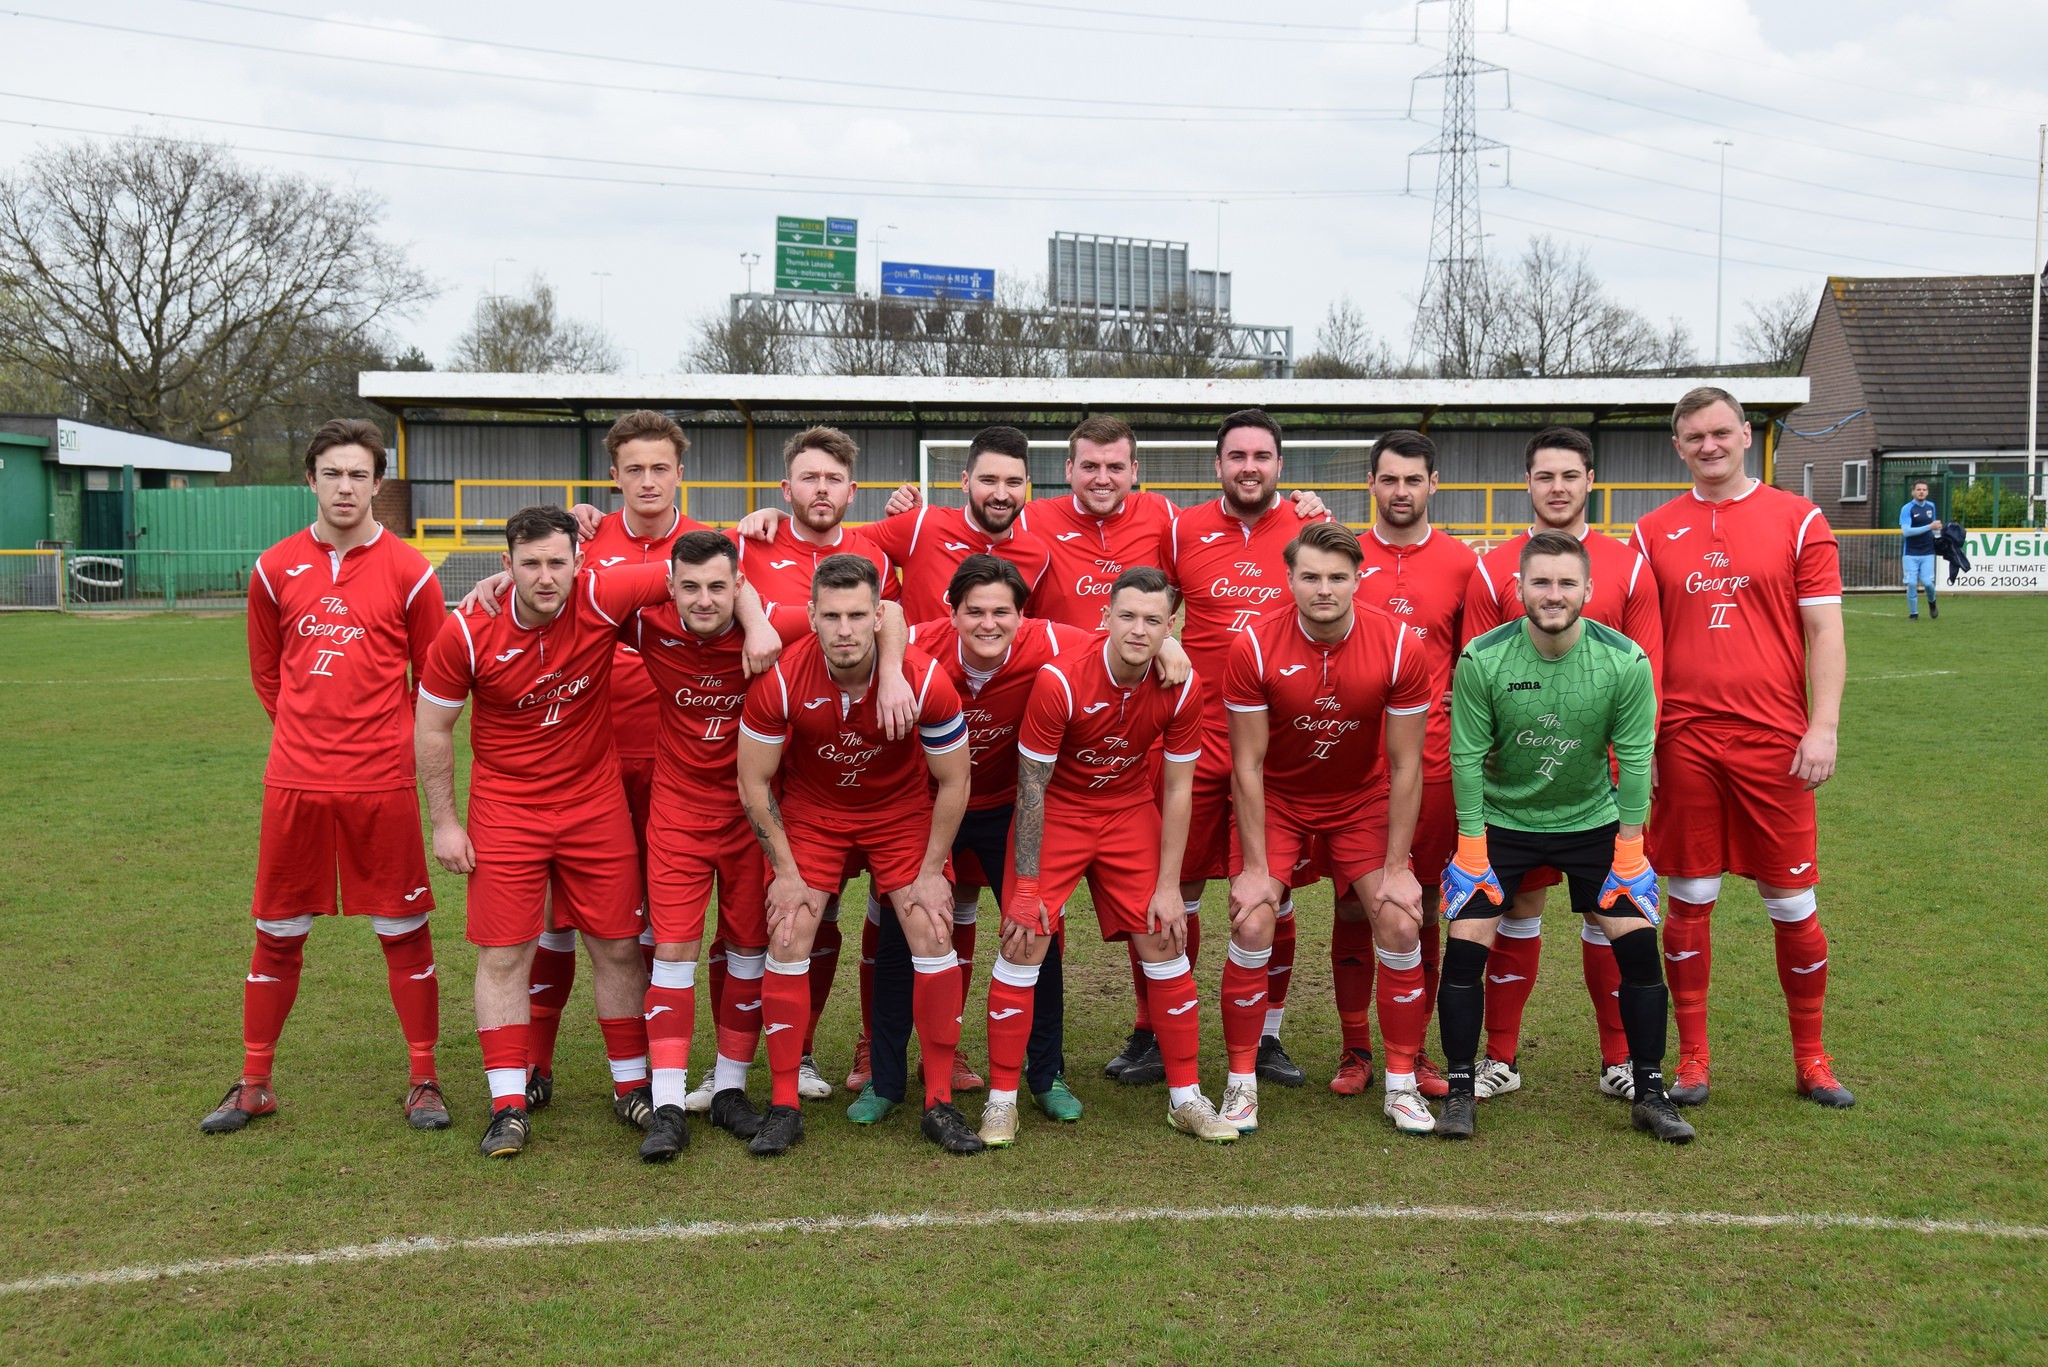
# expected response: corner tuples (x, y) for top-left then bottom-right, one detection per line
(1802, 463), (1814, 500)
(1841, 460), (1869, 502)
(168, 473), (190, 490)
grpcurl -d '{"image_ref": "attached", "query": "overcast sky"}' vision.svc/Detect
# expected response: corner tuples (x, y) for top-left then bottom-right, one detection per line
(3, 0), (2043, 371)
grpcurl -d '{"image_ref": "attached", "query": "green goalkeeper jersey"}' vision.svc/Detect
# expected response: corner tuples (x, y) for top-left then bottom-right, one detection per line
(1450, 618), (1656, 837)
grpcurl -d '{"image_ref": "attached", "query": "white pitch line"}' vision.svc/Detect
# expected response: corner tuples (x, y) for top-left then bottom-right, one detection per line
(1848, 670), (1957, 682)
(5, 1202), (2044, 1297)
(0, 677), (239, 685)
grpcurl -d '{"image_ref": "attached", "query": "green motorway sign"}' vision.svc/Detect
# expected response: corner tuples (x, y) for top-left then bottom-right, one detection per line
(775, 215), (858, 293)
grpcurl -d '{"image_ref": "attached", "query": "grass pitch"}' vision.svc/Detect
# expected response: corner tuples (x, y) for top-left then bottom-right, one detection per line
(1, 600), (2044, 1363)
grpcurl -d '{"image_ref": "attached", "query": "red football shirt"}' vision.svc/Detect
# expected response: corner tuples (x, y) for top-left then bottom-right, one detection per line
(417, 564), (671, 806)
(632, 601), (811, 826)
(738, 638), (966, 816)
(1463, 526), (1665, 690)
(1017, 641), (1205, 812)
(735, 520), (899, 610)
(583, 507), (706, 761)
(1017, 491), (1178, 630)
(1354, 524), (1476, 777)
(863, 503), (1052, 622)
(1629, 481), (1841, 743)
(909, 615), (1098, 810)
(249, 524), (443, 793)
(1222, 605), (1432, 819)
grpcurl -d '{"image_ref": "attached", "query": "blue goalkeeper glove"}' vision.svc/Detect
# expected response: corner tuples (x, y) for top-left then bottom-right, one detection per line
(1440, 834), (1505, 920)
(1596, 834), (1661, 926)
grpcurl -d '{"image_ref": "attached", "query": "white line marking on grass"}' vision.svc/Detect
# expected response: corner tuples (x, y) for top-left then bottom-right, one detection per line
(5, 1203), (2044, 1297)
(1849, 670), (1957, 682)
(0, 677), (239, 685)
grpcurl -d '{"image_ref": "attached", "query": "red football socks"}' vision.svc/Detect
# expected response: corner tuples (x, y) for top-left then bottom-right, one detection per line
(526, 934), (577, 1077)
(806, 918), (842, 1053)
(375, 923), (440, 1084)
(597, 1015), (649, 1097)
(1581, 931), (1629, 1067)
(1482, 924), (1541, 1064)
(240, 927), (305, 1083)
(983, 970), (1036, 1094)
(1375, 949), (1428, 1076)
(911, 954), (964, 1110)
(1331, 917), (1377, 1055)
(1141, 957), (1201, 1090)
(478, 1021), (530, 1112)
(1664, 897), (1716, 1064)
(1220, 944), (1270, 1076)
(1772, 912), (1831, 1061)
(643, 976), (694, 1084)
(716, 950), (765, 1067)
(761, 959), (810, 1108)
(1267, 909), (1296, 1017)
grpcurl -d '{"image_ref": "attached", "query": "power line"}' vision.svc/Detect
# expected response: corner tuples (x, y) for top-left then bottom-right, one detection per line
(1505, 31), (2032, 163)
(1506, 186), (1945, 273)
(1514, 146), (2035, 244)
(1510, 110), (2039, 221)
(0, 90), (1417, 200)
(854, 0), (1401, 35)
(168, 0), (1410, 116)
(1511, 69), (2036, 182)
(0, 114), (1416, 205)
(1484, 206), (1838, 276)
(0, 10), (1407, 125)
(755, 0), (1415, 44)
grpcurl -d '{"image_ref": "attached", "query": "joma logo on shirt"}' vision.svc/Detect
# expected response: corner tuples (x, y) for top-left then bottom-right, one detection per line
(1507, 680), (1542, 692)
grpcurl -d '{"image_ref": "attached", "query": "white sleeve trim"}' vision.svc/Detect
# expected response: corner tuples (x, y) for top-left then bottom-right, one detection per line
(1244, 628), (1266, 676)
(1625, 553), (1645, 594)
(913, 657), (936, 710)
(1173, 674), (1199, 714)
(1042, 664), (1075, 718)
(1386, 702), (1431, 716)
(253, 559), (278, 604)
(454, 614), (477, 675)
(1163, 748), (1202, 764)
(1796, 595), (1843, 606)
(1794, 507), (1826, 559)
(1016, 743), (1060, 764)
(586, 571), (621, 627)
(1390, 621), (1409, 685)
(1473, 559), (1497, 600)
(738, 721), (787, 746)
(1224, 701), (1268, 713)
(405, 564), (437, 609)
(417, 688), (466, 710)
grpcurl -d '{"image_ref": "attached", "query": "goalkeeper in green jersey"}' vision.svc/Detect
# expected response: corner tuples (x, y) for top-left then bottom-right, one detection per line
(1436, 531), (1694, 1144)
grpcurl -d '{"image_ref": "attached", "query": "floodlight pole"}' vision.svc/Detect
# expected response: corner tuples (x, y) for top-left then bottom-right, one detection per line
(2029, 123), (2044, 527)
(1713, 139), (1733, 367)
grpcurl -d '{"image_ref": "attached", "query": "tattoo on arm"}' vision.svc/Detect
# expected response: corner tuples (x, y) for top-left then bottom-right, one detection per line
(748, 790), (786, 863)
(1013, 757), (1050, 879)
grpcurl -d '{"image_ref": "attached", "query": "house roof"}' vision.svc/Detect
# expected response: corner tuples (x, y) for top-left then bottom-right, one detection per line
(1828, 272), (2048, 450)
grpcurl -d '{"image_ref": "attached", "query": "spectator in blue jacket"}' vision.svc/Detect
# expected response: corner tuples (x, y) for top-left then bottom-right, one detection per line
(1899, 480), (1941, 619)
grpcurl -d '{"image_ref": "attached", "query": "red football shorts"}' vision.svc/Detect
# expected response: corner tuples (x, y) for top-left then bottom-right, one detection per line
(1233, 792), (1391, 893)
(646, 808), (767, 947)
(784, 799), (931, 897)
(1412, 778), (1457, 885)
(252, 786), (434, 919)
(463, 790), (645, 947)
(620, 755), (656, 861)
(1649, 722), (1819, 888)
(1021, 798), (1165, 942)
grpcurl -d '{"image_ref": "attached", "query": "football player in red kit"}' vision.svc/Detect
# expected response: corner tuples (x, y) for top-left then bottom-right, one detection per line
(628, 530), (868, 1159)
(1226, 522), (1433, 1133)
(1002, 567), (1240, 1144)
(1110, 409), (1326, 1093)
(202, 419), (450, 1137)
(736, 554), (980, 1156)
(415, 506), (676, 1158)
(1460, 426), (1665, 1103)
(1628, 387), (1853, 1110)
(1347, 431), (1477, 1099)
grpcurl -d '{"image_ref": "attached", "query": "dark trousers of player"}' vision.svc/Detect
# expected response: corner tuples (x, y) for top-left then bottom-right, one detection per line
(871, 804), (1065, 1103)
(1437, 822), (1671, 1102)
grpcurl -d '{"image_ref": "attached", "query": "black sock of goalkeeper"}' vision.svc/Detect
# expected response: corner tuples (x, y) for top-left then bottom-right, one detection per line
(1438, 936), (1490, 1097)
(1608, 926), (1669, 1101)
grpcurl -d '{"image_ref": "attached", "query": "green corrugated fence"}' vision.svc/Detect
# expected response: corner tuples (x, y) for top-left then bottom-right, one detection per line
(132, 485), (316, 553)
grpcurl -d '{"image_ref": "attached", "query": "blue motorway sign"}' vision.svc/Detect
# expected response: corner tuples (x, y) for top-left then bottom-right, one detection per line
(880, 261), (996, 302)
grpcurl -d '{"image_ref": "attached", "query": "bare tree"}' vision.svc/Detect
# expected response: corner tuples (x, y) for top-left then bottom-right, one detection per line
(686, 303), (812, 374)
(1297, 296), (1398, 378)
(451, 273), (619, 372)
(0, 135), (434, 441)
(1735, 288), (1816, 373)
